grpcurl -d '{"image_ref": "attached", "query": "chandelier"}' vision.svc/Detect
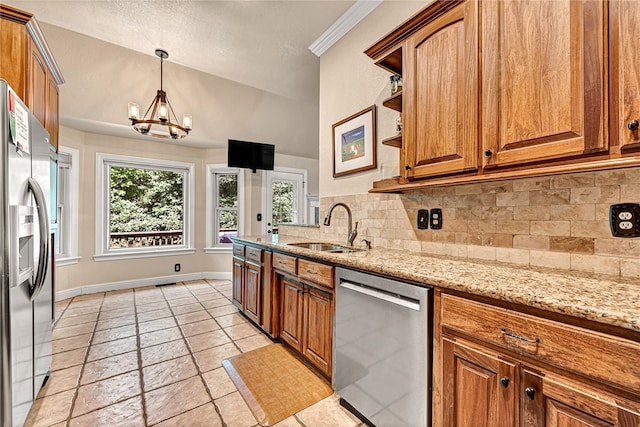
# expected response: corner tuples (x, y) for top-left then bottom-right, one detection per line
(128, 49), (192, 139)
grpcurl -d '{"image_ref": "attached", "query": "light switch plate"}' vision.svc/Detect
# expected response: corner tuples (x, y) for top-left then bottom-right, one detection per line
(610, 203), (640, 237)
(417, 209), (429, 229)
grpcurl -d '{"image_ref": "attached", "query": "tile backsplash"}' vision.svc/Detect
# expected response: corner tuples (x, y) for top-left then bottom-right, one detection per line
(280, 167), (640, 279)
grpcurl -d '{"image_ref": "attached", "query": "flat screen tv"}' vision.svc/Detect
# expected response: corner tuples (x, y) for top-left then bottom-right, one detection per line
(228, 139), (275, 173)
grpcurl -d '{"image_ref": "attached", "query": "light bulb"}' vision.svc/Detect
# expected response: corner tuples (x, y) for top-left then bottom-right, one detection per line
(159, 102), (168, 121)
(128, 102), (139, 120)
(182, 114), (192, 130)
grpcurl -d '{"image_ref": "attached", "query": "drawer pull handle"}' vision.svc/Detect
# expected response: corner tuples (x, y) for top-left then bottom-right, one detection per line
(501, 328), (540, 344)
(499, 377), (510, 389)
(524, 387), (536, 400)
(306, 269), (318, 275)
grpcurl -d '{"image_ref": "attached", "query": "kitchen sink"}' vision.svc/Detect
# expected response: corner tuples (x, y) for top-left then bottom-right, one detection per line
(286, 242), (363, 253)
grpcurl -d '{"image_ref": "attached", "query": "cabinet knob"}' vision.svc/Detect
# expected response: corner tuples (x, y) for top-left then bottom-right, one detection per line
(405, 164), (412, 171)
(524, 387), (536, 400)
(484, 149), (493, 157)
(499, 377), (510, 389)
(628, 120), (639, 131)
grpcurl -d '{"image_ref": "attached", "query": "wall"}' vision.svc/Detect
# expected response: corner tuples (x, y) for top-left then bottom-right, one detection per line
(55, 125), (319, 296)
(312, 0), (640, 279)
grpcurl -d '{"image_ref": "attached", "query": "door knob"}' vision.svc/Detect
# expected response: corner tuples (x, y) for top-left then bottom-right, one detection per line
(628, 120), (639, 131)
(524, 387), (536, 400)
(484, 149), (493, 156)
(499, 377), (510, 388)
(405, 164), (411, 171)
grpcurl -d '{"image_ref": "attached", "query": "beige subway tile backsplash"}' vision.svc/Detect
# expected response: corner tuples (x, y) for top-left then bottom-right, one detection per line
(302, 167), (640, 279)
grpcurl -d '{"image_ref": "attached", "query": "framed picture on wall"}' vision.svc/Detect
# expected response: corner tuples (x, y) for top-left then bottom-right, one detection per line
(332, 105), (376, 177)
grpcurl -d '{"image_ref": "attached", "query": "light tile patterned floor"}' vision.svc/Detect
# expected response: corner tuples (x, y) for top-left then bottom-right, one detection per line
(25, 279), (362, 427)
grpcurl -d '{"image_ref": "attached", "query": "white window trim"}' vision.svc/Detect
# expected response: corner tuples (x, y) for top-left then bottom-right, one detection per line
(261, 167), (308, 235)
(94, 152), (196, 261)
(205, 164), (244, 254)
(56, 145), (81, 266)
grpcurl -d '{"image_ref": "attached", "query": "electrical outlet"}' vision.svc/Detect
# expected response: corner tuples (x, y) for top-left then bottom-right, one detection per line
(174, 264), (181, 272)
(610, 203), (640, 237)
(430, 208), (442, 230)
(417, 209), (429, 229)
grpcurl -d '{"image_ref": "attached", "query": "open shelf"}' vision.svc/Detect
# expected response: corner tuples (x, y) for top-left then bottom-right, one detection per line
(382, 134), (402, 148)
(382, 91), (402, 112)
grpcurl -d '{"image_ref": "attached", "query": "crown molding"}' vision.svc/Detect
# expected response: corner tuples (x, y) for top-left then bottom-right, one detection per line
(309, 0), (383, 57)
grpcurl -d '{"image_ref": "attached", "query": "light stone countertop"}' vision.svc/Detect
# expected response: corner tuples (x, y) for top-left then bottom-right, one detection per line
(234, 236), (640, 335)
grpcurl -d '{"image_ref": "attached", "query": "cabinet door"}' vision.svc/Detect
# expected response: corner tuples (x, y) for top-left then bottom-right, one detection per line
(403, 0), (478, 179)
(280, 278), (304, 352)
(28, 40), (47, 125)
(610, 0), (640, 153)
(522, 370), (639, 427)
(303, 285), (333, 378)
(442, 337), (518, 427)
(482, 0), (606, 169)
(0, 15), (29, 100)
(46, 77), (59, 150)
(232, 256), (244, 310)
(244, 261), (261, 325)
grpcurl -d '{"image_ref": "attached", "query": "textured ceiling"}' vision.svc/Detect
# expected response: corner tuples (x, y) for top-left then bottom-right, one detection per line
(3, 0), (357, 157)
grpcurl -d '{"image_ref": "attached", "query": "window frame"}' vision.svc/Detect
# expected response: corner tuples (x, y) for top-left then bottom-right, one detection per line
(94, 152), (195, 261)
(205, 164), (244, 253)
(56, 145), (81, 266)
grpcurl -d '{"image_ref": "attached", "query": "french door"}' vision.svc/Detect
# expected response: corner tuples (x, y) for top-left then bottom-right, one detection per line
(262, 169), (306, 236)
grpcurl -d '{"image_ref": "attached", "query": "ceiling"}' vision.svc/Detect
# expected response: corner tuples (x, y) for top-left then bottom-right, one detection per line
(4, 0), (359, 158)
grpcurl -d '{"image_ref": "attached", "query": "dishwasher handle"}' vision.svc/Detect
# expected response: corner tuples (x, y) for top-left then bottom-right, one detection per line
(339, 281), (421, 311)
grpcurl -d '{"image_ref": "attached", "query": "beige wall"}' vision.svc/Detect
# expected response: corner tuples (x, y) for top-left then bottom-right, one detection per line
(315, 0), (640, 279)
(56, 125), (318, 293)
(319, 1), (427, 197)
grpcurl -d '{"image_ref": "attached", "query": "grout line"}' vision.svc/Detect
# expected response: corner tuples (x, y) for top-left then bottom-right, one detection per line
(63, 293), (105, 425)
(133, 287), (150, 427)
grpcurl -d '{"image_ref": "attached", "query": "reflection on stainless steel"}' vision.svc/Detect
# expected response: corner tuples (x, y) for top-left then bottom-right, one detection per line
(334, 267), (432, 426)
(1, 80), (54, 427)
(286, 242), (363, 253)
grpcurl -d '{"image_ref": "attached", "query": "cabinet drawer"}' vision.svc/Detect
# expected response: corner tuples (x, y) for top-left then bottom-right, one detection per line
(245, 246), (262, 264)
(273, 253), (297, 275)
(233, 244), (245, 257)
(441, 294), (640, 392)
(298, 259), (334, 289)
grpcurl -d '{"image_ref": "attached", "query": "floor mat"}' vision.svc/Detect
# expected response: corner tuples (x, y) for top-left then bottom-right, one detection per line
(222, 343), (333, 426)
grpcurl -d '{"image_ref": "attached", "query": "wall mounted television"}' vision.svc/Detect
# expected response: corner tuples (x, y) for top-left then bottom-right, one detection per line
(227, 139), (275, 173)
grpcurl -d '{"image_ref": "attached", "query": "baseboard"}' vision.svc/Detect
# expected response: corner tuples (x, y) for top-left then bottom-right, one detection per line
(55, 271), (233, 302)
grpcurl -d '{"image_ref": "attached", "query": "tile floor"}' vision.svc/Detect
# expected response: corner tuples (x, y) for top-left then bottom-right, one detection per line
(25, 279), (362, 427)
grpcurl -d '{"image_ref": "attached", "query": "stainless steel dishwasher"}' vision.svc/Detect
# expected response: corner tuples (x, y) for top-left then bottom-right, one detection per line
(334, 267), (432, 427)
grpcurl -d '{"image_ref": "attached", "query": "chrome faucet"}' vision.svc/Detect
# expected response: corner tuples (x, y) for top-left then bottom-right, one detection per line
(323, 202), (358, 247)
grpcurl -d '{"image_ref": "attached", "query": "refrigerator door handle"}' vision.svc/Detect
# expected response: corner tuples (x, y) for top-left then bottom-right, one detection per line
(28, 178), (49, 301)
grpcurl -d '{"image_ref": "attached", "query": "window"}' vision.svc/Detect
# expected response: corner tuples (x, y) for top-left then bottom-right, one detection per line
(56, 146), (80, 266)
(95, 153), (195, 260)
(205, 165), (244, 252)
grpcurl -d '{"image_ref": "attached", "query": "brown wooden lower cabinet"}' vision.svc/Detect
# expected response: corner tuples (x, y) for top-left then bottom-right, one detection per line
(280, 277), (304, 351)
(232, 255), (244, 310)
(243, 260), (261, 325)
(279, 276), (334, 379)
(440, 293), (640, 427)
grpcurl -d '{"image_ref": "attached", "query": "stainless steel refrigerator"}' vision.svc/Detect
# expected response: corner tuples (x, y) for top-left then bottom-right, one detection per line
(1, 80), (54, 427)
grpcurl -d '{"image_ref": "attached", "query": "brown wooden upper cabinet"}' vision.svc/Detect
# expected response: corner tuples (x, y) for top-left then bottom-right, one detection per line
(366, 0), (640, 191)
(610, 0), (640, 154)
(403, 0), (478, 179)
(481, 0), (607, 169)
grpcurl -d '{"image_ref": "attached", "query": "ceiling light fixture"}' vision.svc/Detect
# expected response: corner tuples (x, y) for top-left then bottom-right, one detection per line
(128, 49), (192, 139)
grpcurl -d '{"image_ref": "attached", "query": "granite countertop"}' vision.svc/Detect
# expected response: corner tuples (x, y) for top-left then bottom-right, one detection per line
(234, 235), (640, 335)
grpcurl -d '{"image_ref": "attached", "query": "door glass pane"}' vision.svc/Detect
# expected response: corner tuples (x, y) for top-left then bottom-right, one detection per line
(109, 166), (184, 248)
(272, 180), (297, 232)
